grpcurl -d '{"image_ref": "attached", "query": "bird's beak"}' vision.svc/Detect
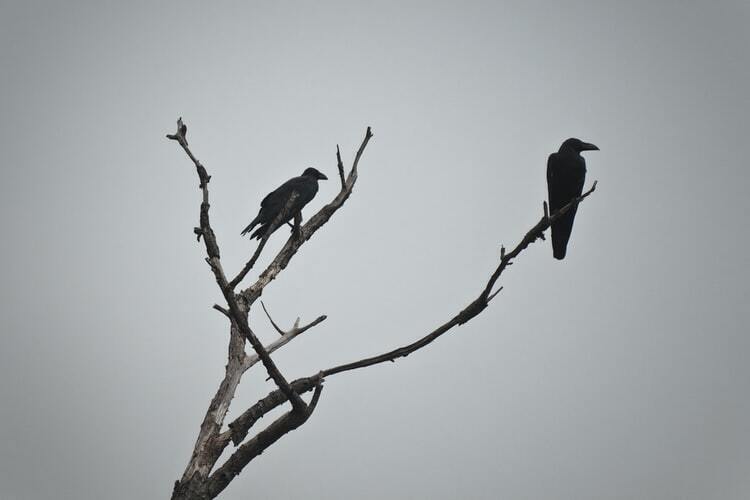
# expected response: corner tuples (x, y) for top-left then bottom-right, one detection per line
(581, 142), (599, 151)
(318, 172), (328, 180)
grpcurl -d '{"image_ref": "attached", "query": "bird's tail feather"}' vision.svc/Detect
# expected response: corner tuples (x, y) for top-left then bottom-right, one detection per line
(240, 215), (261, 236)
(250, 224), (269, 240)
(552, 240), (567, 260)
(551, 208), (577, 260)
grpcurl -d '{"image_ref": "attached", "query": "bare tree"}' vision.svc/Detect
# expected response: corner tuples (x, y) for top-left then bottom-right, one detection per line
(167, 119), (597, 500)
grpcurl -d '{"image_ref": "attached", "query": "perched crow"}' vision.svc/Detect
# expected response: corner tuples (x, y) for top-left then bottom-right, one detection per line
(241, 167), (328, 240)
(547, 138), (599, 259)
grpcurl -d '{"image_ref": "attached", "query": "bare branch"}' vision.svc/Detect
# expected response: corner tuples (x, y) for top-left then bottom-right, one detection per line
(171, 118), (305, 411)
(348, 126), (372, 184)
(171, 124), (373, 499)
(166, 117), (188, 145)
(240, 127), (373, 305)
(175, 313), (320, 495)
(479, 180), (597, 300)
(260, 301), (286, 335)
(229, 237), (270, 290)
(229, 192), (301, 290)
(336, 144), (345, 188)
(222, 283), (307, 415)
(167, 118), (228, 290)
(487, 287), (503, 302)
(225, 375), (322, 446)
(238, 310), (325, 375)
(226, 184), (600, 426)
(327, 181), (599, 376)
(175, 322), (248, 491)
(169, 118), (251, 490)
(260, 301), (327, 337)
(306, 380), (324, 412)
(207, 383), (325, 499)
(212, 304), (231, 318)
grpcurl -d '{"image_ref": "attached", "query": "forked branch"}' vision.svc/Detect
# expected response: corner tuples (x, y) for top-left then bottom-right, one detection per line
(206, 383), (324, 498)
(260, 301), (327, 337)
(169, 120), (373, 500)
(168, 118), (306, 414)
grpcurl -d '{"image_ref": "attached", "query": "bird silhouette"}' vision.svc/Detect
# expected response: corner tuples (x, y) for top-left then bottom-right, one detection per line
(241, 167), (328, 240)
(547, 138), (599, 259)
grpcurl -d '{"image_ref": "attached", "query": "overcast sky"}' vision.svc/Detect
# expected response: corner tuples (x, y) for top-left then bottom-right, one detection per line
(1, 1), (748, 499)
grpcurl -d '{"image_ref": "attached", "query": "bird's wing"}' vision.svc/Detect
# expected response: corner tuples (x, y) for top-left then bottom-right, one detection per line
(245, 175), (321, 240)
(547, 153), (564, 213)
(547, 153), (587, 259)
(547, 153), (586, 213)
(260, 177), (300, 208)
(257, 176), (318, 222)
(290, 179), (318, 209)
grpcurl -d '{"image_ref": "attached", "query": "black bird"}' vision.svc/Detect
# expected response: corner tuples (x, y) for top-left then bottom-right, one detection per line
(241, 167), (328, 240)
(547, 138), (599, 259)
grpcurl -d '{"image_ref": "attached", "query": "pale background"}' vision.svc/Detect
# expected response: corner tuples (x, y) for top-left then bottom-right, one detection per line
(1, 1), (748, 499)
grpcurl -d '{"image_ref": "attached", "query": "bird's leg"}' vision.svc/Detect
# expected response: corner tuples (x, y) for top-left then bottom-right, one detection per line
(291, 212), (303, 240)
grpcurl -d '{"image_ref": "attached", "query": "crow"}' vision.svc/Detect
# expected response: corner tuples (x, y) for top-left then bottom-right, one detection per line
(241, 167), (328, 240)
(547, 138), (599, 259)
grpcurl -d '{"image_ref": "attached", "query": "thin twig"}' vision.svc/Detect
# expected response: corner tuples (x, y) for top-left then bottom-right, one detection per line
(260, 301), (327, 337)
(213, 304), (231, 318)
(239, 310), (326, 373)
(336, 144), (345, 189)
(260, 301), (286, 335)
(487, 287), (503, 302)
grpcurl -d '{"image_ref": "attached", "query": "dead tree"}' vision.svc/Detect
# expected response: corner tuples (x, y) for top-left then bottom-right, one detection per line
(167, 119), (597, 500)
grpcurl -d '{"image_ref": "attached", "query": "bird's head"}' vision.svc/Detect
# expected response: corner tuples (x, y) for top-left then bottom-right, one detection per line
(302, 167), (328, 180)
(560, 138), (599, 154)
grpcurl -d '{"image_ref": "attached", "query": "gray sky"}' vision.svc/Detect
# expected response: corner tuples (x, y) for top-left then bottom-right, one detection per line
(1, 1), (748, 499)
